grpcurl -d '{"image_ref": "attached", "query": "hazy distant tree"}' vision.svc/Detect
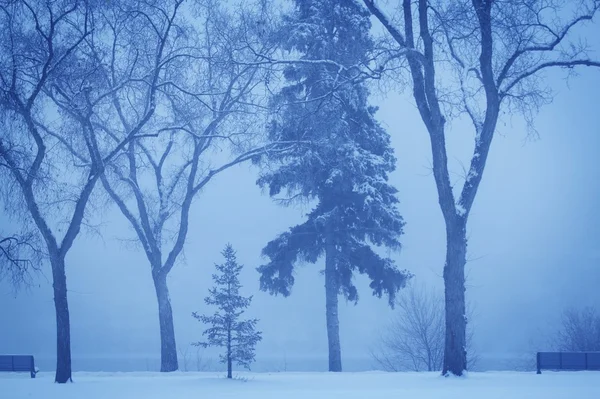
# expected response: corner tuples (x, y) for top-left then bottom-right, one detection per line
(94, 0), (295, 372)
(256, 0), (411, 372)
(359, 0), (600, 375)
(372, 284), (476, 372)
(193, 244), (262, 379)
(553, 306), (600, 352)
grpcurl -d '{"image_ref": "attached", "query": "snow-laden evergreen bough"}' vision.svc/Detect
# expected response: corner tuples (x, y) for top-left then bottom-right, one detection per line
(255, 0), (411, 372)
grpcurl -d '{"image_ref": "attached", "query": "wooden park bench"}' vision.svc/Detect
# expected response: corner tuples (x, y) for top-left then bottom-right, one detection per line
(0, 355), (38, 378)
(537, 352), (600, 374)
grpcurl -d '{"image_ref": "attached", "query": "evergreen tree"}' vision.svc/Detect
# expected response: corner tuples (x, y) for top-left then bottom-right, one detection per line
(193, 244), (262, 379)
(256, 0), (411, 372)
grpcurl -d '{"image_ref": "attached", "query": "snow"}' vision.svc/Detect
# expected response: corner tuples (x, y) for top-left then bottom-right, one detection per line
(2, 371), (599, 399)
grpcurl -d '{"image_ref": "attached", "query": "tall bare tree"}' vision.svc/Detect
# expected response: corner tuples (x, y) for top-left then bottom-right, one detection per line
(0, 0), (98, 383)
(89, 0), (295, 372)
(359, 0), (600, 375)
(42, 0), (196, 373)
(0, 0), (167, 382)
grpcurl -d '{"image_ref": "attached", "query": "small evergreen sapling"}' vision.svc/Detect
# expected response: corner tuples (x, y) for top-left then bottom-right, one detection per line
(192, 244), (262, 379)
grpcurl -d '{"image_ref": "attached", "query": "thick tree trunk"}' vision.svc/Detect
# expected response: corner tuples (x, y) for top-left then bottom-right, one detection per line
(442, 219), (468, 376)
(324, 244), (342, 372)
(152, 272), (178, 372)
(51, 255), (72, 383)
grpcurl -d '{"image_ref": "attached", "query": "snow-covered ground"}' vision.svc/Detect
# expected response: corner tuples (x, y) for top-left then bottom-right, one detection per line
(2, 371), (599, 398)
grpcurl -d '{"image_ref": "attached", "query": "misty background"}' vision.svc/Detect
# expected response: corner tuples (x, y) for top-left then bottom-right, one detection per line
(1, 59), (599, 372)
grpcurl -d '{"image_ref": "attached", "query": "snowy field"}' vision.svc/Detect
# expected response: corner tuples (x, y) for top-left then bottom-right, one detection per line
(2, 371), (600, 399)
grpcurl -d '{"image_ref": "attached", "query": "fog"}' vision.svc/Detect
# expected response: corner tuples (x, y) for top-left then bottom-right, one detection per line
(1, 62), (599, 372)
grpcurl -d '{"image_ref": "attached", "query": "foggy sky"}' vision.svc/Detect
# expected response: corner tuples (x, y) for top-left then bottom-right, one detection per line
(1, 49), (600, 371)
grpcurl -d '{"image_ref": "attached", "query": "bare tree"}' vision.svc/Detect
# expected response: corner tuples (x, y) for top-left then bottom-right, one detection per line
(58, 0), (191, 373)
(359, 0), (600, 375)
(372, 285), (444, 372)
(0, 0), (98, 383)
(371, 284), (476, 372)
(553, 306), (600, 352)
(89, 0), (297, 372)
(194, 347), (214, 372)
(178, 346), (191, 372)
(0, 0), (165, 382)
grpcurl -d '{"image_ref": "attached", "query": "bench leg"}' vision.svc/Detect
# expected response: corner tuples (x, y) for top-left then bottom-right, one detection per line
(31, 371), (36, 378)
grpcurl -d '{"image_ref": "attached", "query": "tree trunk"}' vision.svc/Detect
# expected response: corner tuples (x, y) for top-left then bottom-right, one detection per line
(442, 219), (468, 376)
(152, 272), (178, 372)
(227, 327), (232, 379)
(325, 243), (342, 372)
(51, 255), (72, 383)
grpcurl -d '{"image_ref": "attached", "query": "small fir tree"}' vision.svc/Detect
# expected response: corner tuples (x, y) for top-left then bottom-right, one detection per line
(192, 244), (262, 378)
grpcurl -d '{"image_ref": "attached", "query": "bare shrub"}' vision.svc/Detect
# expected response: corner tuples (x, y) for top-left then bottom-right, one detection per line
(553, 307), (600, 352)
(372, 284), (477, 371)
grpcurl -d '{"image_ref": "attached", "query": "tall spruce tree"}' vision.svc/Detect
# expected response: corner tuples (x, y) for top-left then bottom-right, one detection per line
(256, 0), (411, 372)
(193, 244), (262, 379)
